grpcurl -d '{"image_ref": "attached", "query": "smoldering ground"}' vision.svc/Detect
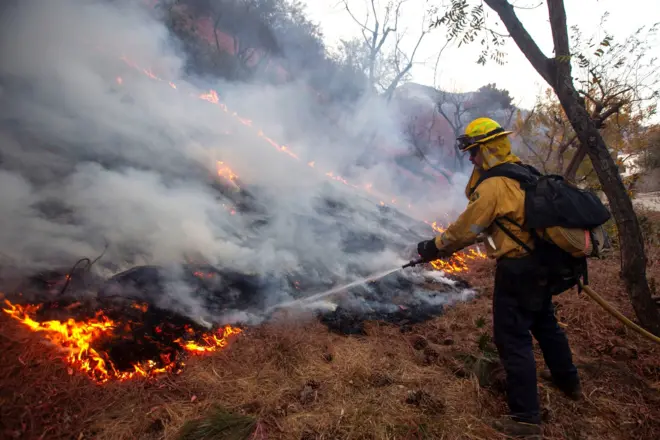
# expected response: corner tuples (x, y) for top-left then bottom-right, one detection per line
(0, 0), (473, 325)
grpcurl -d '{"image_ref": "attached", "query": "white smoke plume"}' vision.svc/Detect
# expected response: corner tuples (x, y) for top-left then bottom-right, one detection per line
(0, 0), (471, 322)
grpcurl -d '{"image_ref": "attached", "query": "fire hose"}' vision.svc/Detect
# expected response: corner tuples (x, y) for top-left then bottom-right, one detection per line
(404, 258), (660, 344)
(577, 281), (660, 344)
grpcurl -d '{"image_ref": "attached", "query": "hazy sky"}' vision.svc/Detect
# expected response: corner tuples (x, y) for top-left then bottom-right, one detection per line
(300, 0), (659, 110)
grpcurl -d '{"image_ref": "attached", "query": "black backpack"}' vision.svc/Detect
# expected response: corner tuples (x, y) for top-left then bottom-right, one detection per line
(472, 163), (611, 295)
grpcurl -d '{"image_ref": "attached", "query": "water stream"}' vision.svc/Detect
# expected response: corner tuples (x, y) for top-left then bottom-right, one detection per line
(265, 267), (402, 312)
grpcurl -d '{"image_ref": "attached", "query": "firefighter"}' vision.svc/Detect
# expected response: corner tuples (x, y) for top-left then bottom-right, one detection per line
(416, 117), (581, 438)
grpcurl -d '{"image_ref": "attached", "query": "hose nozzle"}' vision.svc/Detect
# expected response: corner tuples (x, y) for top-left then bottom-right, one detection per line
(402, 258), (425, 269)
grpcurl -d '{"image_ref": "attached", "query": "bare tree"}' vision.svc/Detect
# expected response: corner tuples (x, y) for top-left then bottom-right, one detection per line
(436, 89), (472, 171)
(340, 0), (431, 100)
(403, 103), (453, 182)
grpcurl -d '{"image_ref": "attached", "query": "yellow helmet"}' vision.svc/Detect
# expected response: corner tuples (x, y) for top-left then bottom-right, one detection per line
(456, 117), (512, 152)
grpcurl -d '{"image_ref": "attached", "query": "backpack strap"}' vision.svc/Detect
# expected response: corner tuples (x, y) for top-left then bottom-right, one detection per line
(472, 164), (540, 255)
(493, 217), (534, 255)
(469, 163), (541, 197)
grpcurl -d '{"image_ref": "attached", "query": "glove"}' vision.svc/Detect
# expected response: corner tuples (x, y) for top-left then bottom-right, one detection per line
(417, 239), (452, 262)
(417, 239), (439, 262)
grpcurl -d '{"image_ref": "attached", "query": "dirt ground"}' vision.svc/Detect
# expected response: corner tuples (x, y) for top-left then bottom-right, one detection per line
(1, 244), (659, 439)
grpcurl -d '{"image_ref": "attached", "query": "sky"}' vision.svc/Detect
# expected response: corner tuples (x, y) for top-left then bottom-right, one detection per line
(300, 0), (660, 110)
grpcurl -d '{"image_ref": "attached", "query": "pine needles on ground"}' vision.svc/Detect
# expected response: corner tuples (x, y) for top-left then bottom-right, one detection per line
(176, 406), (256, 440)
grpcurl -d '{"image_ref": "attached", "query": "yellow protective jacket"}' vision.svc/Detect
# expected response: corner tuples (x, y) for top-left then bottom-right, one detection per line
(434, 136), (534, 260)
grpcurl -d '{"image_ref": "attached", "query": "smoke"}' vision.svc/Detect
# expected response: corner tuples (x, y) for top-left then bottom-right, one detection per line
(0, 0), (471, 323)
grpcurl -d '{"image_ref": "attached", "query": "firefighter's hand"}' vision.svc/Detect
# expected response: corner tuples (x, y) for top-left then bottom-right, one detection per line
(417, 240), (454, 262)
(417, 239), (439, 262)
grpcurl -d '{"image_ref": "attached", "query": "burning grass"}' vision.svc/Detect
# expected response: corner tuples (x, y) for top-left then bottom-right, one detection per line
(1, 249), (659, 439)
(0, 252), (475, 389)
(2, 299), (242, 384)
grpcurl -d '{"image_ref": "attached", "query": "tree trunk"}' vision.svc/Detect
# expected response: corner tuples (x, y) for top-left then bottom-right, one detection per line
(552, 78), (660, 335)
(484, 0), (660, 335)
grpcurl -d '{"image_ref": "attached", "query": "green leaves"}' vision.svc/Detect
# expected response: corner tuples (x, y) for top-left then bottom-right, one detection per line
(433, 0), (507, 66)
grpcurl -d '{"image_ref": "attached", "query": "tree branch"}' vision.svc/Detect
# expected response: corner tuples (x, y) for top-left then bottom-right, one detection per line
(342, 0), (373, 33)
(558, 134), (578, 154)
(484, 0), (553, 84)
(383, 30), (426, 99)
(370, 0), (379, 25)
(546, 0), (570, 60)
(589, 68), (607, 99)
(596, 101), (625, 125)
(563, 143), (587, 181)
(437, 102), (457, 132)
(512, 1), (544, 10)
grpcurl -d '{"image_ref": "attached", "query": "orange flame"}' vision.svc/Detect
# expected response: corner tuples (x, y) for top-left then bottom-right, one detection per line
(131, 302), (149, 313)
(217, 161), (239, 189)
(176, 326), (242, 353)
(199, 89), (219, 104)
(427, 221), (445, 235)
(2, 299), (241, 383)
(142, 68), (160, 80)
(429, 246), (486, 274)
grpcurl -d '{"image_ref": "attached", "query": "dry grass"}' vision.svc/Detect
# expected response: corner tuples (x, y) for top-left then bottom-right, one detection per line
(1, 246), (659, 440)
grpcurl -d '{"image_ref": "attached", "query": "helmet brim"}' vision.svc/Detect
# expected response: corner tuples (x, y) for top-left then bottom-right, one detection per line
(458, 130), (512, 152)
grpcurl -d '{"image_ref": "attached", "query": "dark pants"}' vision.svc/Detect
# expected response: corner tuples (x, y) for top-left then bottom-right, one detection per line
(493, 262), (579, 424)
